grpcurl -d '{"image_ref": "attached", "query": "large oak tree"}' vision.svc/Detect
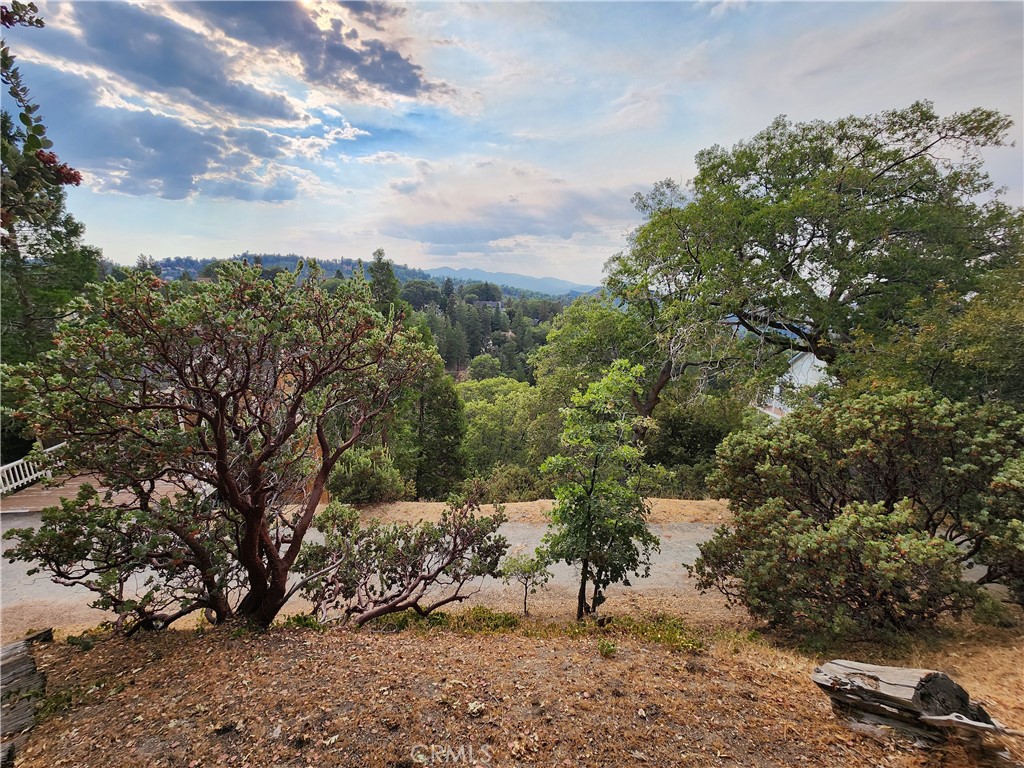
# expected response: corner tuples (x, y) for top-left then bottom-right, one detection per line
(608, 101), (1022, 378)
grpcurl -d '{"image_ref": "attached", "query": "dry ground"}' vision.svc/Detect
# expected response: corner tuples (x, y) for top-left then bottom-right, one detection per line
(357, 498), (734, 526)
(6, 499), (1024, 767)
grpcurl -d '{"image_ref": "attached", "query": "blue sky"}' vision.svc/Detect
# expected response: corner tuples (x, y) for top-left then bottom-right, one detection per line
(7, 1), (1023, 283)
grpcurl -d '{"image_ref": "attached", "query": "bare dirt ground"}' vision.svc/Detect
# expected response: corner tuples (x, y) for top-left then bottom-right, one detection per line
(358, 497), (733, 526)
(5, 499), (1023, 767)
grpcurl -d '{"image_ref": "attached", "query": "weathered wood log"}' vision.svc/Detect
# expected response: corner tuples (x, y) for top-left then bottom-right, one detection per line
(813, 659), (993, 724)
(1, 630), (52, 768)
(811, 657), (1022, 764)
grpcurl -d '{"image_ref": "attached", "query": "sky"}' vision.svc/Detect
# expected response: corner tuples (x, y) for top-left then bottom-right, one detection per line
(6, 1), (1023, 285)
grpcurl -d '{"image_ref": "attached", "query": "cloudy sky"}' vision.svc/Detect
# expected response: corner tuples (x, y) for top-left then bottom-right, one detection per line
(7, 1), (1023, 283)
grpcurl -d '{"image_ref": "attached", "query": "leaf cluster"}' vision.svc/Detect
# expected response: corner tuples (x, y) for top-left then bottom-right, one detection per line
(296, 496), (509, 626)
(691, 389), (1024, 636)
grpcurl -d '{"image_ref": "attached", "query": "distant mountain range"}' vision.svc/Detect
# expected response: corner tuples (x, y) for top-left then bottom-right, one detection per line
(425, 267), (598, 297)
(148, 254), (599, 298)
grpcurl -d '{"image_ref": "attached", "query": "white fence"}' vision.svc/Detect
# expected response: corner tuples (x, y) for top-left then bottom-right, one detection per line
(0, 444), (65, 495)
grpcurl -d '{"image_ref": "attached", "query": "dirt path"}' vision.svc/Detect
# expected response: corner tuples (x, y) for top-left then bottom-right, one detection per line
(360, 497), (731, 524)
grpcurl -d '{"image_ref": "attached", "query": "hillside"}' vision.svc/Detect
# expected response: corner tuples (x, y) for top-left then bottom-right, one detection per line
(7, 500), (1023, 768)
(16, 602), (1023, 768)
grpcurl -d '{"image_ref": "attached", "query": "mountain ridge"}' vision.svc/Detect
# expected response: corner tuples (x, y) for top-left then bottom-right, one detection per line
(425, 266), (598, 296)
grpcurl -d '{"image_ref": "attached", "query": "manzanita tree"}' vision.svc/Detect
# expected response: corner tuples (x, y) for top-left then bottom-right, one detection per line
(691, 389), (1024, 636)
(296, 495), (508, 626)
(3, 263), (433, 630)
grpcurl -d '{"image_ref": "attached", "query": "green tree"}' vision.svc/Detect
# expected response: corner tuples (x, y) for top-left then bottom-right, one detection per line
(542, 360), (660, 620)
(399, 279), (443, 310)
(609, 101), (1022, 380)
(410, 361), (467, 500)
(367, 247), (400, 314)
(468, 354), (502, 381)
(500, 551), (552, 616)
(327, 446), (411, 505)
(843, 255), (1024, 407)
(3, 263), (433, 630)
(459, 377), (532, 477)
(463, 281), (502, 302)
(691, 390), (1024, 636)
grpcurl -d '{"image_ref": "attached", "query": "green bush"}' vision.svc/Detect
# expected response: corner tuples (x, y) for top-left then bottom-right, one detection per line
(691, 389), (1024, 637)
(327, 446), (412, 505)
(473, 462), (548, 503)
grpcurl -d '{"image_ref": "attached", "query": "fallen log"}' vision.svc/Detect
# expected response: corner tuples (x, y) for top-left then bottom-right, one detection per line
(813, 659), (1019, 764)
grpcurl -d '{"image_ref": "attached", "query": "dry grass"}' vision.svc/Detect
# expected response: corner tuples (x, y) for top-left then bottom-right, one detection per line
(6, 499), (1022, 767)
(12, 602), (1023, 768)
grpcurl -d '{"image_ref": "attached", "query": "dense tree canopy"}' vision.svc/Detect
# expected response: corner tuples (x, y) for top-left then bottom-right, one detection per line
(608, 101), (1022, 380)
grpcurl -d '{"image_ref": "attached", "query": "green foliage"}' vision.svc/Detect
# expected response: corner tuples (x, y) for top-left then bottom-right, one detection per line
(4, 485), (243, 634)
(408, 362), (467, 500)
(399, 279), (442, 310)
(692, 390), (1024, 636)
(368, 605), (521, 634)
(327, 446), (412, 505)
(279, 613), (328, 632)
(596, 638), (616, 658)
(500, 550), (552, 616)
(461, 282), (502, 302)
(2, 264), (432, 629)
(563, 613), (704, 654)
(542, 360), (661, 620)
(1, 7), (99, 405)
(65, 633), (94, 652)
(981, 455), (1024, 604)
(296, 496), (508, 626)
(367, 248), (401, 314)
(609, 101), (1021, 385)
(470, 462), (548, 504)
(458, 376), (534, 477)
(644, 395), (749, 498)
(468, 354), (502, 381)
(843, 256), (1024, 407)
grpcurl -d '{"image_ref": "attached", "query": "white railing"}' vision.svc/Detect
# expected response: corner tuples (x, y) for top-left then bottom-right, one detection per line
(0, 443), (65, 495)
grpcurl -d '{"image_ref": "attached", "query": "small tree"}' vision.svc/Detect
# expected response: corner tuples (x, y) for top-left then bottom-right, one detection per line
(3, 263), (432, 630)
(296, 496), (508, 626)
(691, 389), (1024, 636)
(542, 360), (661, 620)
(500, 551), (552, 617)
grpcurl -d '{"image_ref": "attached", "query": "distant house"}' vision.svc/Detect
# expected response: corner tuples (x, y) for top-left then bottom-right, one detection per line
(758, 351), (830, 419)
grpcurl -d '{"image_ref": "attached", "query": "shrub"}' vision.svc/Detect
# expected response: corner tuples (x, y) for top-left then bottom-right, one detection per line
(296, 496), (508, 626)
(597, 638), (617, 658)
(691, 389), (1024, 637)
(327, 446), (412, 505)
(473, 462), (548, 503)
